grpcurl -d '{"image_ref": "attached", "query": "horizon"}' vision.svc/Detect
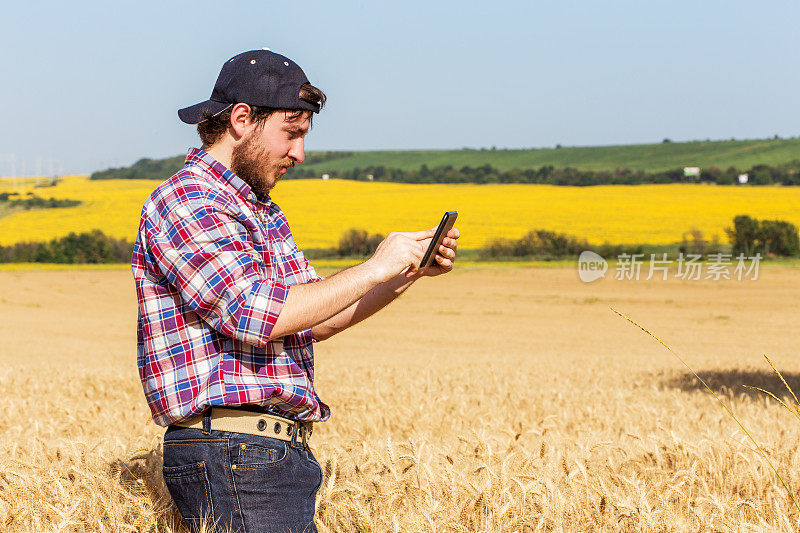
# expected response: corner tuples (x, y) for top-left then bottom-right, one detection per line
(2, 134), (799, 179)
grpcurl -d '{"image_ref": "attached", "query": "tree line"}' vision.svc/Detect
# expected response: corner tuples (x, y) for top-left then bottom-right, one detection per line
(91, 152), (800, 186)
(333, 215), (798, 260)
(288, 161), (800, 186)
(2, 215), (795, 264)
(90, 156), (186, 180)
(0, 192), (81, 209)
(478, 216), (798, 259)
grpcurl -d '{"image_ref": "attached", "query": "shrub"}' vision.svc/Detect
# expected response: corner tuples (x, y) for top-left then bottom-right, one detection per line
(759, 220), (800, 257)
(726, 215), (799, 257)
(0, 230), (133, 263)
(336, 228), (384, 257)
(483, 229), (589, 259)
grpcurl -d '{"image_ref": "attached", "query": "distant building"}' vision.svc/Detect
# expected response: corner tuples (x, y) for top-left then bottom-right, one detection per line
(738, 173), (749, 184)
(683, 167), (700, 178)
(322, 174), (329, 181)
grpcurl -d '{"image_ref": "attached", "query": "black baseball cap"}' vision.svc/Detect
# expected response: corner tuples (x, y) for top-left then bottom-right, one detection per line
(178, 49), (320, 125)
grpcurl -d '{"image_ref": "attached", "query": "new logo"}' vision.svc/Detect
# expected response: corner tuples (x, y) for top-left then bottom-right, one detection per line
(578, 251), (607, 282)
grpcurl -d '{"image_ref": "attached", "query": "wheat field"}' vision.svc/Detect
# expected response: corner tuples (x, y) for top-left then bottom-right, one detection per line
(2, 176), (800, 249)
(1, 265), (799, 531)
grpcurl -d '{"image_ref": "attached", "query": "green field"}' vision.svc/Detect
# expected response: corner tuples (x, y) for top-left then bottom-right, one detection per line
(88, 137), (800, 180)
(301, 138), (800, 173)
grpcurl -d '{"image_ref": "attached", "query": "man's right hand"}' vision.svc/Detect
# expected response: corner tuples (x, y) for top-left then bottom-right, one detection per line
(366, 229), (436, 284)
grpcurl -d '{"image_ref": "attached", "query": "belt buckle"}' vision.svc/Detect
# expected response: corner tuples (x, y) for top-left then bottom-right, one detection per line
(290, 421), (311, 447)
(288, 419), (302, 447)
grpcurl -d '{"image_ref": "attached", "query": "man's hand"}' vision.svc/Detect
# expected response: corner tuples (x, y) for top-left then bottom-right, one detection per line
(365, 229), (435, 284)
(419, 227), (460, 277)
(309, 226), (461, 341)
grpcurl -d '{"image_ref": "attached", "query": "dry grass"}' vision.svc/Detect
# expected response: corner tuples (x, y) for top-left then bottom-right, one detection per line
(1, 266), (799, 531)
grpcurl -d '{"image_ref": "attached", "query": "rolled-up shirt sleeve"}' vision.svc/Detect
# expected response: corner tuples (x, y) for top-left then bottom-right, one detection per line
(296, 251), (324, 342)
(147, 200), (286, 347)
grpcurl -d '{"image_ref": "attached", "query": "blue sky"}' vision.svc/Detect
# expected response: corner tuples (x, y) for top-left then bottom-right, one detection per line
(1, 0), (798, 174)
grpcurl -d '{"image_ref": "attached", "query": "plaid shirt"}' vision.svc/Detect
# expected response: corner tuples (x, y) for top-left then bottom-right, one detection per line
(132, 148), (329, 427)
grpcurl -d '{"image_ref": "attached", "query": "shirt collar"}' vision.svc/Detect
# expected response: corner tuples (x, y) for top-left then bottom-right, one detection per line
(185, 147), (272, 205)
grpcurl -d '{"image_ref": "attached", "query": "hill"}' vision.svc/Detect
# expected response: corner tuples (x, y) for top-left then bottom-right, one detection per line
(90, 137), (800, 180)
(299, 138), (800, 173)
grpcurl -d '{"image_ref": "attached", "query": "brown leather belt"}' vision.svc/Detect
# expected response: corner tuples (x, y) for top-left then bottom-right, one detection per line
(174, 407), (313, 444)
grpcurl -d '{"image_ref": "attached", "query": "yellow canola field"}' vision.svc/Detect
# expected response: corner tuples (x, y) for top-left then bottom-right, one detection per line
(1, 175), (800, 248)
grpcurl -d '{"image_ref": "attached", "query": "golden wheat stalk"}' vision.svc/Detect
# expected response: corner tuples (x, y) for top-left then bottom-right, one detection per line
(742, 354), (800, 422)
(611, 307), (800, 518)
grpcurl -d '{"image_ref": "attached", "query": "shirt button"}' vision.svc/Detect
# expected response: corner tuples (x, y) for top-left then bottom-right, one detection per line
(248, 193), (255, 202)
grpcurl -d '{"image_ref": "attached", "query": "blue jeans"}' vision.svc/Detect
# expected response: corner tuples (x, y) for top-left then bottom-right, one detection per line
(162, 424), (323, 533)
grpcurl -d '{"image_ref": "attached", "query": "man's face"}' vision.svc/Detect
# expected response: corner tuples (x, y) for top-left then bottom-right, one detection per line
(231, 110), (310, 196)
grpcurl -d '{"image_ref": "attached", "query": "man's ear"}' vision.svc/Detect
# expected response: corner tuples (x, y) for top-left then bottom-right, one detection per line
(229, 103), (251, 140)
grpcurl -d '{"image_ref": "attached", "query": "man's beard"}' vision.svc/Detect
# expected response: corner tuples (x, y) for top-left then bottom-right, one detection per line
(230, 131), (289, 197)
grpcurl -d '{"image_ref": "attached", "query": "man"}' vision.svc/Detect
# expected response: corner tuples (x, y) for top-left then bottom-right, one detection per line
(132, 49), (459, 532)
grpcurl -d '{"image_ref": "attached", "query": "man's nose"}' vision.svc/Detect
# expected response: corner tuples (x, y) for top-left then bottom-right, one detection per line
(288, 138), (305, 164)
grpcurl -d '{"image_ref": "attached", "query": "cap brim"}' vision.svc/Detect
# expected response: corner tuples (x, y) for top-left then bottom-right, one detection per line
(178, 100), (232, 125)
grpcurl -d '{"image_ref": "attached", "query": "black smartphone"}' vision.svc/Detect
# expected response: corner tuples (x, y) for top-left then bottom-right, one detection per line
(419, 211), (458, 268)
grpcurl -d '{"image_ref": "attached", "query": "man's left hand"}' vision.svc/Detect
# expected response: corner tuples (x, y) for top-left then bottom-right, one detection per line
(419, 227), (460, 277)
